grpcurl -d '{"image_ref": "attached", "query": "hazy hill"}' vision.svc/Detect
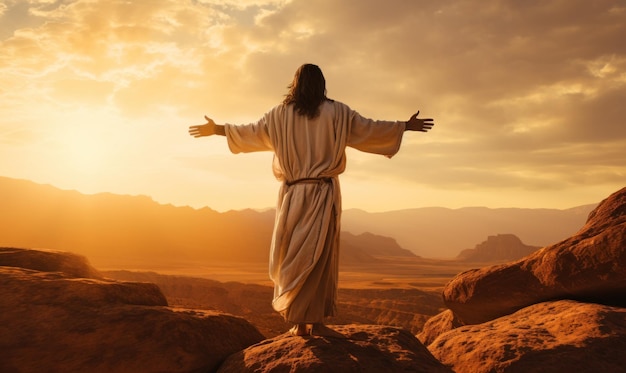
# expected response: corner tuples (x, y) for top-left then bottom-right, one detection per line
(456, 234), (541, 262)
(0, 176), (408, 269)
(342, 204), (595, 258)
(0, 176), (270, 266)
(341, 231), (417, 258)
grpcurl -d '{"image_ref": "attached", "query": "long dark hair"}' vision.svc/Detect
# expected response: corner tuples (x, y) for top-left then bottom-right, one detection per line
(283, 63), (329, 119)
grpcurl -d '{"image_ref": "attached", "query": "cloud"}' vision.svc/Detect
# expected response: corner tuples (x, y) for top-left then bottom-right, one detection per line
(0, 0), (624, 210)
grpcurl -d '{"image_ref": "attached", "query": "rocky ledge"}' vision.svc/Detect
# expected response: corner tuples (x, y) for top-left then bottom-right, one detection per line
(218, 324), (451, 373)
(0, 247), (264, 373)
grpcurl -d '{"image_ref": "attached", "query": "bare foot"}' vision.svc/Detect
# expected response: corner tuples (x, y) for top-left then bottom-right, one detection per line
(310, 323), (347, 339)
(288, 323), (310, 336)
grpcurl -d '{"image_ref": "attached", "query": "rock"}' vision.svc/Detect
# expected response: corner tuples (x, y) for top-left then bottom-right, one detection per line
(0, 248), (265, 373)
(427, 300), (626, 373)
(0, 246), (102, 279)
(417, 309), (462, 346)
(217, 325), (453, 373)
(456, 234), (540, 262)
(443, 187), (626, 324)
(2, 265), (168, 306)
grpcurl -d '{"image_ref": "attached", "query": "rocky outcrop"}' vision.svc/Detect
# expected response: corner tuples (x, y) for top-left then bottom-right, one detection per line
(420, 187), (626, 373)
(428, 300), (626, 373)
(218, 325), (452, 373)
(443, 187), (626, 325)
(0, 246), (102, 278)
(456, 233), (540, 262)
(0, 247), (264, 373)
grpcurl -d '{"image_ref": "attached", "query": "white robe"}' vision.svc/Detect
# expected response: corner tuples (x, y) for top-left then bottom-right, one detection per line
(225, 100), (405, 323)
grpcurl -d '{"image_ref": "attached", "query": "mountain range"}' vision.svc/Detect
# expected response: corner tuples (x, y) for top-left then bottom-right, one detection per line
(0, 176), (411, 269)
(0, 176), (595, 268)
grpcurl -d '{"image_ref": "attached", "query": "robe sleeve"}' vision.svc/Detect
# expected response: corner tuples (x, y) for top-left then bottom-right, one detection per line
(347, 111), (406, 158)
(225, 117), (273, 154)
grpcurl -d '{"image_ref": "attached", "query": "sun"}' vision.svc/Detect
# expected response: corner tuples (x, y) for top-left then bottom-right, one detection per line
(61, 128), (110, 177)
(47, 107), (121, 191)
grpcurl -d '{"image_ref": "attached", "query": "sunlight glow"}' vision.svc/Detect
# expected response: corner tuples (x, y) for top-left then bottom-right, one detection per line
(59, 128), (110, 178)
(43, 106), (122, 189)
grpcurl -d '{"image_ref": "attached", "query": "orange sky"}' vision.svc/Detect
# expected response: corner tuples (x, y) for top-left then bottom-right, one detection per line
(1, 0), (624, 212)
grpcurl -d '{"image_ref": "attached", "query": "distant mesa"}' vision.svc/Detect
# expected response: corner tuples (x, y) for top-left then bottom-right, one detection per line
(455, 233), (540, 262)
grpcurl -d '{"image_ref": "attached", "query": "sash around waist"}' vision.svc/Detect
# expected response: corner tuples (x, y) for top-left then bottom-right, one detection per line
(285, 177), (333, 187)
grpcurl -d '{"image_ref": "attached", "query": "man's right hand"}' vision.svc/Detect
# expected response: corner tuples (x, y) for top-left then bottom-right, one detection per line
(406, 111), (435, 132)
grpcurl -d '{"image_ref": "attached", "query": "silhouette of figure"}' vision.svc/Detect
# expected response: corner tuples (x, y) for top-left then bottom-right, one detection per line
(189, 63), (434, 337)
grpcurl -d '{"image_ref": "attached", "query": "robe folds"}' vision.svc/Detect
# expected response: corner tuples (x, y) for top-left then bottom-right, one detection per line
(225, 100), (405, 323)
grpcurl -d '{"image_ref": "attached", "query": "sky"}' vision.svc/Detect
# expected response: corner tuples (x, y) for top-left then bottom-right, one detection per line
(1, 0), (625, 212)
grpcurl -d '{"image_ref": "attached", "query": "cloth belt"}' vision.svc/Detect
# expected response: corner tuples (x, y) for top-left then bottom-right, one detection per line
(285, 177), (333, 187)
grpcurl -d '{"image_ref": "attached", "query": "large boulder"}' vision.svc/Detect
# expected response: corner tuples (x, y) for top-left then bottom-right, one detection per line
(218, 325), (452, 373)
(0, 247), (264, 373)
(427, 300), (626, 373)
(443, 187), (626, 324)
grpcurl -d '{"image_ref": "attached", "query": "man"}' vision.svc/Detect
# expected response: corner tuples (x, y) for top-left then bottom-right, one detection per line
(189, 63), (434, 337)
